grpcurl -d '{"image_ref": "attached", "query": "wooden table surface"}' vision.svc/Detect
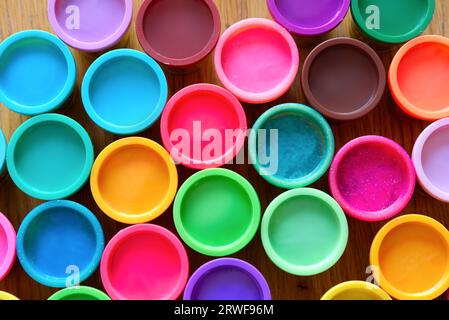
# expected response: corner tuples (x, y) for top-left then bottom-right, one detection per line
(1, 0), (448, 300)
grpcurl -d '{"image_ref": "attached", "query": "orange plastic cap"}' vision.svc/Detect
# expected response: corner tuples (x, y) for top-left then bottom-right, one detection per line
(389, 35), (449, 120)
(370, 214), (449, 300)
(91, 137), (178, 224)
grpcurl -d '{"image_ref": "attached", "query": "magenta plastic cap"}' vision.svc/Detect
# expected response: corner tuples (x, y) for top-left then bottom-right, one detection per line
(267, 0), (350, 36)
(413, 118), (449, 202)
(100, 224), (189, 300)
(329, 136), (416, 221)
(47, 0), (133, 52)
(0, 212), (15, 281)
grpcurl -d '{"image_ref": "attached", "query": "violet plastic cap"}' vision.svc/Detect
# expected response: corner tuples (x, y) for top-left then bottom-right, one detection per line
(267, 0), (350, 36)
(183, 258), (271, 300)
(47, 0), (133, 52)
(413, 118), (449, 202)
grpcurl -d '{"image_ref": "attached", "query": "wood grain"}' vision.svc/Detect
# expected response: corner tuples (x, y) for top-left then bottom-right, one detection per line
(0, 0), (448, 300)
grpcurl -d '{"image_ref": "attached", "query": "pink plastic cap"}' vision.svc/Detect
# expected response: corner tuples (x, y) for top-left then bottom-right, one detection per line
(0, 212), (16, 281)
(214, 18), (299, 104)
(160, 83), (247, 169)
(47, 0), (133, 52)
(329, 136), (416, 221)
(100, 224), (189, 300)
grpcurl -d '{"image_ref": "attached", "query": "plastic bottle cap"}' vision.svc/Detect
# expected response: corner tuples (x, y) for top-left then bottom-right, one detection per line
(184, 258), (271, 300)
(389, 35), (449, 120)
(214, 18), (299, 104)
(100, 224), (189, 300)
(91, 137), (178, 224)
(160, 84), (247, 169)
(261, 188), (348, 276)
(174, 168), (261, 256)
(0, 129), (6, 175)
(351, 0), (435, 44)
(48, 286), (110, 300)
(136, 0), (221, 68)
(267, 0), (350, 36)
(16, 201), (104, 288)
(0, 212), (16, 281)
(0, 30), (76, 115)
(47, 0), (133, 52)
(7, 114), (94, 201)
(370, 214), (449, 300)
(82, 49), (168, 135)
(249, 103), (334, 189)
(0, 291), (19, 300)
(321, 281), (391, 300)
(412, 118), (449, 202)
(329, 136), (416, 221)
(302, 37), (386, 120)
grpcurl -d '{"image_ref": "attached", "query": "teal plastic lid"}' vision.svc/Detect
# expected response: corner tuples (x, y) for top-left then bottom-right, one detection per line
(261, 188), (348, 276)
(249, 103), (334, 189)
(7, 114), (94, 200)
(0, 128), (6, 174)
(351, 0), (435, 44)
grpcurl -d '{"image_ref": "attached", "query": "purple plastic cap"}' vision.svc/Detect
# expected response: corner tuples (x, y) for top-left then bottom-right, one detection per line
(413, 118), (449, 202)
(183, 258), (271, 300)
(266, 0), (350, 36)
(47, 0), (133, 52)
